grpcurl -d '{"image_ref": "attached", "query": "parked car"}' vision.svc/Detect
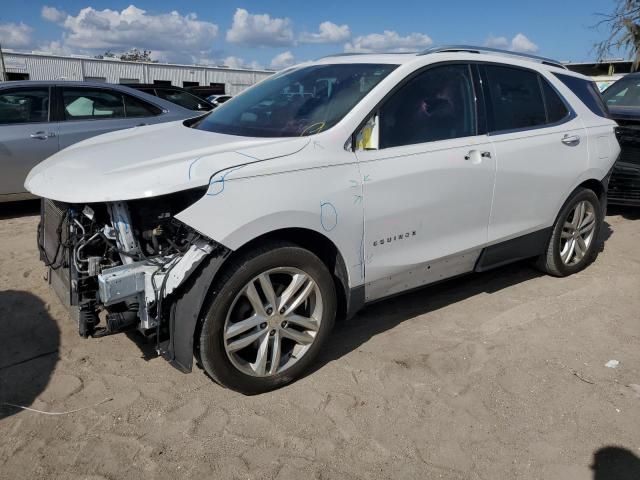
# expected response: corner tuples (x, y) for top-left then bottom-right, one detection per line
(207, 94), (232, 106)
(0, 81), (196, 202)
(26, 46), (619, 394)
(602, 73), (640, 205)
(185, 86), (227, 99)
(123, 84), (214, 112)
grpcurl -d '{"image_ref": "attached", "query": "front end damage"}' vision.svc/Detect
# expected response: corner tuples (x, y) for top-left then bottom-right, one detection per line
(38, 189), (229, 368)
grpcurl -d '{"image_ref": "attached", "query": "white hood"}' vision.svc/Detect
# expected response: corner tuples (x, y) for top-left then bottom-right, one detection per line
(25, 121), (309, 203)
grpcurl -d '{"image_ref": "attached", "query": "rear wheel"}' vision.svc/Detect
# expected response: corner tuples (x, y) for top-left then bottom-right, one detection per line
(198, 243), (336, 394)
(537, 188), (603, 277)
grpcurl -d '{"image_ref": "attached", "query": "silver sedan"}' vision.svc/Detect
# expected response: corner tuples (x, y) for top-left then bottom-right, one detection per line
(0, 81), (199, 202)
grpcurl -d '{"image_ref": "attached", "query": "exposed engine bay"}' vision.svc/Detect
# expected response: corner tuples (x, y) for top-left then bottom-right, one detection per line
(38, 188), (221, 342)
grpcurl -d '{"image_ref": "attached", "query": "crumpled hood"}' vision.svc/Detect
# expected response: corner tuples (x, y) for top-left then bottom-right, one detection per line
(25, 121), (309, 203)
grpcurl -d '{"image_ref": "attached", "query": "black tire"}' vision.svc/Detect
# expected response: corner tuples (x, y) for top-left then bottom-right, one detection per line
(198, 242), (336, 395)
(536, 188), (603, 277)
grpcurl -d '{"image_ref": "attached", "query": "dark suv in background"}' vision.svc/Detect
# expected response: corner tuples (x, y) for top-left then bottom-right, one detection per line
(603, 73), (640, 206)
(123, 84), (215, 112)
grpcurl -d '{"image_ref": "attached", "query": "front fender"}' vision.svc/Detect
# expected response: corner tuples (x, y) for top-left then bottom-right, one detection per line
(175, 162), (365, 289)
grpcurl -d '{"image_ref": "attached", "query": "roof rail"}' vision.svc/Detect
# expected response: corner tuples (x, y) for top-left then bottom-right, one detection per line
(418, 45), (567, 70)
(317, 52), (415, 60)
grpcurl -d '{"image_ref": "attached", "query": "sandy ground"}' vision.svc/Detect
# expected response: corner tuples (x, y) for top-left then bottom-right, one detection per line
(0, 200), (639, 480)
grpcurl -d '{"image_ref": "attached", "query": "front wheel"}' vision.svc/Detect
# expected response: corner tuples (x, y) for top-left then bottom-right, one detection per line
(198, 243), (336, 394)
(537, 188), (603, 277)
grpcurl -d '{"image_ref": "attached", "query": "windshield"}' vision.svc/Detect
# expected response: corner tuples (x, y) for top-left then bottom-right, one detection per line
(193, 63), (397, 137)
(603, 77), (640, 107)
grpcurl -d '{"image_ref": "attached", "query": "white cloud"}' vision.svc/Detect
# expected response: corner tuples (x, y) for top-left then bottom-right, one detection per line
(226, 8), (294, 47)
(510, 33), (538, 53)
(220, 56), (264, 70)
(0, 22), (33, 49)
(38, 40), (73, 56)
(484, 33), (539, 53)
(344, 30), (432, 53)
(300, 21), (350, 44)
(41, 6), (67, 23)
(41, 5), (218, 62)
(221, 56), (245, 69)
(483, 35), (509, 49)
(270, 51), (295, 70)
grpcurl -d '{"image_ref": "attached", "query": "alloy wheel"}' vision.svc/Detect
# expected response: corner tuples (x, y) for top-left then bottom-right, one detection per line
(223, 267), (323, 377)
(559, 200), (597, 266)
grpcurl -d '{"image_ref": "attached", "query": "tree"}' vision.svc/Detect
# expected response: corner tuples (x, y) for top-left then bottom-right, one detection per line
(119, 49), (156, 63)
(94, 49), (157, 63)
(95, 51), (116, 60)
(596, 0), (640, 71)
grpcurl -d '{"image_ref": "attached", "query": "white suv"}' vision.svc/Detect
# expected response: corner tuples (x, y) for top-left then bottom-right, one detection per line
(26, 46), (619, 394)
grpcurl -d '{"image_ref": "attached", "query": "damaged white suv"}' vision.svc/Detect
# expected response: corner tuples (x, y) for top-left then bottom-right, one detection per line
(27, 46), (619, 394)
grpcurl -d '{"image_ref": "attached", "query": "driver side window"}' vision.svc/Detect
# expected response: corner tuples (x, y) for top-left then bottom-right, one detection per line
(379, 64), (476, 149)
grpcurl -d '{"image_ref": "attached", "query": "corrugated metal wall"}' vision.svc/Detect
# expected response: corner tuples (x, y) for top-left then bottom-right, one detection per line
(4, 52), (273, 94)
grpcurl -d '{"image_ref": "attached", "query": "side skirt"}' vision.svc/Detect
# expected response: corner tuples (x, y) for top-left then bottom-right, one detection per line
(357, 228), (552, 310)
(474, 228), (552, 273)
(364, 248), (483, 303)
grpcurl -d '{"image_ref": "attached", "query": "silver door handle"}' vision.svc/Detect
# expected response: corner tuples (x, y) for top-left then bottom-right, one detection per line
(465, 151), (491, 160)
(30, 131), (56, 140)
(561, 134), (580, 146)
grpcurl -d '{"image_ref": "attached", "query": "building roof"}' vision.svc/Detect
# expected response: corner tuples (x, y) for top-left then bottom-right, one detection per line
(3, 49), (276, 74)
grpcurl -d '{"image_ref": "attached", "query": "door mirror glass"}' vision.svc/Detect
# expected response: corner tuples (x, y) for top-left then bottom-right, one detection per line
(355, 113), (379, 151)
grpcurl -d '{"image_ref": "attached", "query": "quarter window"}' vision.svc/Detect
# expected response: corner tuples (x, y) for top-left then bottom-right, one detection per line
(379, 64), (476, 149)
(483, 65), (546, 132)
(0, 88), (50, 125)
(556, 73), (609, 118)
(63, 88), (125, 120)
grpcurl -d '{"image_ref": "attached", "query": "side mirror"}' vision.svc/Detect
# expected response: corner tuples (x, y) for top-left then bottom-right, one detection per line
(355, 113), (379, 151)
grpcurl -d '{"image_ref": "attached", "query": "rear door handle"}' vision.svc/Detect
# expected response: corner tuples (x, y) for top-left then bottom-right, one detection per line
(464, 150), (491, 163)
(464, 150), (491, 160)
(561, 134), (580, 146)
(30, 131), (56, 140)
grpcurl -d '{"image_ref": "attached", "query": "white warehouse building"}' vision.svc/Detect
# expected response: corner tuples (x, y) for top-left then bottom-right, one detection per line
(1, 51), (274, 95)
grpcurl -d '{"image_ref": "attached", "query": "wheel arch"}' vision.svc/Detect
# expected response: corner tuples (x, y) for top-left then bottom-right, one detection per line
(225, 227), (355, 322)
(162, 227), (360, 374)
(577, 178), (605, 202)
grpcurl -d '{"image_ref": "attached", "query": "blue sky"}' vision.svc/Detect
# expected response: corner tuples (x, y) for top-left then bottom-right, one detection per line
(0, 0), (622, 69)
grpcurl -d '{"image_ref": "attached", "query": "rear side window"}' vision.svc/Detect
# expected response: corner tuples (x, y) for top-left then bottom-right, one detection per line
(554, 73), (609, 118)
(540, 79), (570, 123)
(123, 94), (161, 117)
(0, 88), (50, 125)
(63, 88), (125, 120)
(483, 65), (546, 132)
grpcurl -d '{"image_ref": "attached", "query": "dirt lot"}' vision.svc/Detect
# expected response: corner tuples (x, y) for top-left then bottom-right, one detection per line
(0, 201), (639, 480)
